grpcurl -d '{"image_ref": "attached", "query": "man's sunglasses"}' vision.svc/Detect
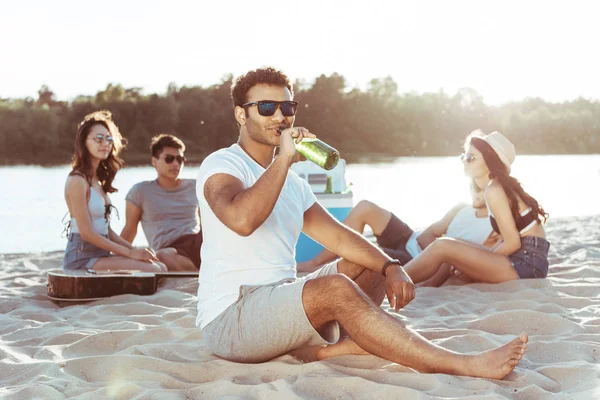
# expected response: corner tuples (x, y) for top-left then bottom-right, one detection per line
(91, 134), (113, 144)
(164, 154), (186, 164)
(460, 153), (475, 163)
(242, 100), (299, 117)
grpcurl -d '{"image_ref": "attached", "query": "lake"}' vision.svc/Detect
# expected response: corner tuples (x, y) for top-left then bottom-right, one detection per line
(1, 154), (599, 253)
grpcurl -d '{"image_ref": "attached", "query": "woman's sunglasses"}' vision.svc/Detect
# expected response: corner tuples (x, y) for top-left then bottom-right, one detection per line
(242, 100), (299, 117)
(460, 153), (475, 163)
(91, 134), (114, 144)
(164, 154), (186, 164)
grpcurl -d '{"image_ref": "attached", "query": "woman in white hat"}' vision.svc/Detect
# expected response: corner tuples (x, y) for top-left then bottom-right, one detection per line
(401, 130), (550, 285)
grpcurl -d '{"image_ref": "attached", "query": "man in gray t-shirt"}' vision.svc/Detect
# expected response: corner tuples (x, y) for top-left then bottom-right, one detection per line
(121, 134), (201, 271)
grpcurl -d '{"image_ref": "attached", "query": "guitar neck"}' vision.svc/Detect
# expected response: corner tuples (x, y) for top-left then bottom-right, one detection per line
(155, 272), (199, 278)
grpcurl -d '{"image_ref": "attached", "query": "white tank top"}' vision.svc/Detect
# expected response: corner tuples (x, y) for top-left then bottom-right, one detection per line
(405, 206), (492, 258)
(71, 188), (110, 236)
(446, 206), (493, 244)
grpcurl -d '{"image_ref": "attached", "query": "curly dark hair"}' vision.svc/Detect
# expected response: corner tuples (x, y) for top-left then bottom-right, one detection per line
(466, 131), (548, 224)
(70, 110), (125, 194)
(150, 133), (186, 158)
(230, 67), (294, 109)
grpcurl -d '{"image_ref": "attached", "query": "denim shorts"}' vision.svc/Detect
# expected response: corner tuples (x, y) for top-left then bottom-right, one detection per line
(375, 213), (415, 265)
(509, 236), (550, 279)
(63, 233), (111, 271)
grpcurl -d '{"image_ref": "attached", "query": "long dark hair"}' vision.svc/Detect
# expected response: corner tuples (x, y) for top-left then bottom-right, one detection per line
(70, 110), (125, 193)
(467, 133), (548, 224)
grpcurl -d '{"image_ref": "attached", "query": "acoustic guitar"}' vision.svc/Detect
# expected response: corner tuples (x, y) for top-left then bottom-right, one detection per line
(47, 269), (198, 301)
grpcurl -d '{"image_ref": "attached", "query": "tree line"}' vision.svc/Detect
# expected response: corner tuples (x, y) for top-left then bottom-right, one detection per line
(1, 74), (599, 166)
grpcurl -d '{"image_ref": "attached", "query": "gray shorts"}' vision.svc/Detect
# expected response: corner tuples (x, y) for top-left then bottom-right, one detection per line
(202, 262), (341, 363)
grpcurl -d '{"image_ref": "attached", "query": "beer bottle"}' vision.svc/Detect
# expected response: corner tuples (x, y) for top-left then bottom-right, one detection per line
(295, 138), (340, 170)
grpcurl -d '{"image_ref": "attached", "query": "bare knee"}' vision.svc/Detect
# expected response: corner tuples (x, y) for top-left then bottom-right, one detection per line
(429, 237), (456, 252)
(304, 274), (379, 332)
(420, 237), (459, 265)
(327, 274), (362, 298)
(137, 260), (167, 272)
(304, 275), (364, 316)
(156, 248), (177, 260)
(354, 200), (377, 216)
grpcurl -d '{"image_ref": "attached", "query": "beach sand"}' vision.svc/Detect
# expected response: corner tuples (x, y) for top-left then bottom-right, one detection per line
(1, 215), (599, 399)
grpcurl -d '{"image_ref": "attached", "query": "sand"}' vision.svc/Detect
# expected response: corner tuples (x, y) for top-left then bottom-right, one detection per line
(1, 215), (599, 399)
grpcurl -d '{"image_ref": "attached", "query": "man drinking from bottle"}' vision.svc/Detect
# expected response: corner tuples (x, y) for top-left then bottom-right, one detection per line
(194, 67), (527, 378)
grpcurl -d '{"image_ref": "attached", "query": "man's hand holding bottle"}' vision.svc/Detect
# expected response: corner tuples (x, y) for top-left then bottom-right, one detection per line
(278, 126), (315, 165)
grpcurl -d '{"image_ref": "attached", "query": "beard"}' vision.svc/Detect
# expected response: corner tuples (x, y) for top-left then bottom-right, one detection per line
(245, 116), (292, 147)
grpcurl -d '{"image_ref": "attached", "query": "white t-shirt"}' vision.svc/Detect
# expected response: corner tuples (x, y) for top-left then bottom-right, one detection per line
(195, 144), (317, 329)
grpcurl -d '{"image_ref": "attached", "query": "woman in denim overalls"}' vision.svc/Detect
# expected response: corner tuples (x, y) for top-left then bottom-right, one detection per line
(63, 110), (166, 273)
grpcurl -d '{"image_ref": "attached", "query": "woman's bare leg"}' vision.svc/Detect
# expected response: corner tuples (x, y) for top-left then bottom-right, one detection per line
(418, 263), (453, 287)
(92, 256), (167, 272)
(403, 237), (519, 284)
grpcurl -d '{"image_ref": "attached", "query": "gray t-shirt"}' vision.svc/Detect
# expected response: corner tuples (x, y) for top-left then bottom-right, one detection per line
(125, 179), (200, 250)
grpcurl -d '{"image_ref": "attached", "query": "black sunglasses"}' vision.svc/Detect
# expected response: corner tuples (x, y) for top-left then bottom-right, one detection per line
(164, 154), (186, 164)
(460, 153), (475, 163)
(242, 100), (299, 117)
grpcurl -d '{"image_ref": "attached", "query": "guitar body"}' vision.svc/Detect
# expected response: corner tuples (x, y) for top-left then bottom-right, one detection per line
(47, 270), (198, 301)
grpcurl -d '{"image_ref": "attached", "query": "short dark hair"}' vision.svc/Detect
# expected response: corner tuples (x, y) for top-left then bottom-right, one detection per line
(150, 134), (185, 158)
(230, 67), (294, 108)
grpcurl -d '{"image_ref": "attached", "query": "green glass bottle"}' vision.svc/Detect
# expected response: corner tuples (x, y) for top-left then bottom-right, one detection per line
(325, 176), (333, 193)
(295, 138), (340, 170)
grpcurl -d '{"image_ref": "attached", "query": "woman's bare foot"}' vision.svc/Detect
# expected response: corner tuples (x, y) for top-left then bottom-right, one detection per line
(316, 338), (370, 360)
(462, 333), (528, 379)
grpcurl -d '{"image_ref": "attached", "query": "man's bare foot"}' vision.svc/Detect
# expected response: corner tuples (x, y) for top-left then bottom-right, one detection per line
(463, 333), (528, 379)
(318, 334), (527, 381)
(316, 338), (370, 360)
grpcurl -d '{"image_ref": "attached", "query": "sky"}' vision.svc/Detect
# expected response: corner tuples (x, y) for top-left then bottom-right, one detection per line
(1, 0), (599, 105)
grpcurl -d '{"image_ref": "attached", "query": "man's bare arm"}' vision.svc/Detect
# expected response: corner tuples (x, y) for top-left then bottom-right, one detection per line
(120, 201), (142, 243)
(303, 202), (416, 310)
(204, 155), (294, 236)
(302, 203), (392, 273)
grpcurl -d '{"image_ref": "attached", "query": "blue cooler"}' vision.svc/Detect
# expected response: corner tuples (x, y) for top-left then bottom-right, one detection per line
(291, 160), (353, 263)
(295, 192), (353, 262)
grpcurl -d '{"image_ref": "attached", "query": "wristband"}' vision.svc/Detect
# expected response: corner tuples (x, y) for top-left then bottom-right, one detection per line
(381, 259), (402, 276)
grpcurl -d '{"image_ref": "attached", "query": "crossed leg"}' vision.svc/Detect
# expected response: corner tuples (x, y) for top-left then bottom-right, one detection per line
(302, 274), (527, 379)
(92, 256), (167, 272)
(403, 237), (519, 284)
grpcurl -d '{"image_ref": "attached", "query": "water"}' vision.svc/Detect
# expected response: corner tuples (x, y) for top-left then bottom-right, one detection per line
(1, 155), (599, 254)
